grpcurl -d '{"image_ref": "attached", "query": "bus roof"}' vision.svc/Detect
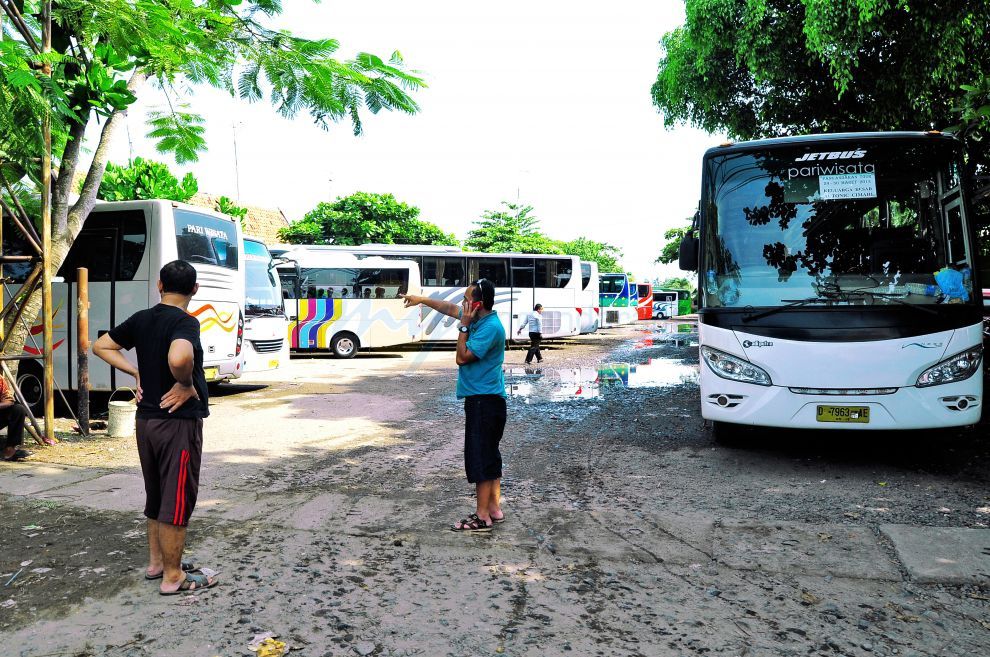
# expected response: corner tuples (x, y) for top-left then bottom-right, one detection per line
(277, 249), (418, 269)
(275, 244), (581, 260)
(704, 131), (960, 158)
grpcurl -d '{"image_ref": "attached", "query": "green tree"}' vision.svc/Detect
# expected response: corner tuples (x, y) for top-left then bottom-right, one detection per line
(657, 277), (695, 291)
(651, 0), (990, 167)
(96, 158), (199, 202)
(656, 220), (692, 265)
(557, 237), (622, 272)
(279, 192), (458, 246)
(0, 0), (425, 357)
(465, 202), (562, 254)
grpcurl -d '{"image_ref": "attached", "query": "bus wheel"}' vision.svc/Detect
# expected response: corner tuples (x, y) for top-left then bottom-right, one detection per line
(15, 361), (44, 417)
(711, 421), (747, 446)
(331, 333), (359, 359)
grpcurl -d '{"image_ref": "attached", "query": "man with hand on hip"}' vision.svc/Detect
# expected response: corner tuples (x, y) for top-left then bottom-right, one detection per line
(94, 260), (218, 595)
(401, 279), (507, 533)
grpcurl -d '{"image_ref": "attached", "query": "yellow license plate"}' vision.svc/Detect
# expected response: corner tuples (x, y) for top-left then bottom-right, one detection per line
(268, 359), (280, 369)
(204, 367), (220, 382)
(816, 405), (870, 423)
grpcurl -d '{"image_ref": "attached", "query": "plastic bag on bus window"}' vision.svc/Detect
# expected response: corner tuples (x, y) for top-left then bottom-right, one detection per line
(934, 267), (969, 302)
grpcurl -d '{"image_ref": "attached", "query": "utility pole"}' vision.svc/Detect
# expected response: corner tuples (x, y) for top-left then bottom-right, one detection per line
(41, 0), (55, 443)
(232, 121), (242, 201)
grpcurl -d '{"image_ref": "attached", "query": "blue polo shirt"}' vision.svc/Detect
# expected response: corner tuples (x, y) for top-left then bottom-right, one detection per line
(456, 311), (506, 399)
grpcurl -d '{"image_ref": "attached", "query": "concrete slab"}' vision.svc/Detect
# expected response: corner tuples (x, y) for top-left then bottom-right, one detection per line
(881, 525), (990, 585)
(714, 520), (900, 581)
(36, 472), (145, 513)
(0, 463), (107, 496)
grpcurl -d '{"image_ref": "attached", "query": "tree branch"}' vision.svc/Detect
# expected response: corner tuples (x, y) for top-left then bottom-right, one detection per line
(0, 0), (42, 54)
(52, 108), (91, 234)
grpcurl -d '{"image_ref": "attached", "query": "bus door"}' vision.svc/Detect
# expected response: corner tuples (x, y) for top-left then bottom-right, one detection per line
(58, 208), (150, 392)
(510, 258), (535, 338)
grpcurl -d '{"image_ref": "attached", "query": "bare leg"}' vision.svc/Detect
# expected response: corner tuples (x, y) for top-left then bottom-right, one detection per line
(158, 523), (190, 593)
(489, 478), (503, 520)
(146, 519), (164, 577)
(475, 480), (495, 524)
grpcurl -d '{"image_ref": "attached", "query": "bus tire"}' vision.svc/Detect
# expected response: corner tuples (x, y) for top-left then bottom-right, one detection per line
(711, 420), (746, 446)
(330, 333), (359, 359)
(15, 360), (44, 417)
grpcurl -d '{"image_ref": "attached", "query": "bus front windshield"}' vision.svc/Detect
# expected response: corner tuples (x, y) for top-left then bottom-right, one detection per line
(702, 140), (976, 309)
(244, 241), (283, 315)
(600, 275), (626, 294)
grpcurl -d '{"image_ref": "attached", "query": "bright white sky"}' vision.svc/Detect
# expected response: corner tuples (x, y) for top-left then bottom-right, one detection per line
(102, 0), (718, 283)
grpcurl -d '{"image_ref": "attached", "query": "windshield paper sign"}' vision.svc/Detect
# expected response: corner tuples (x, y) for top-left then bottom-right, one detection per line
(819, 172), (877, 200)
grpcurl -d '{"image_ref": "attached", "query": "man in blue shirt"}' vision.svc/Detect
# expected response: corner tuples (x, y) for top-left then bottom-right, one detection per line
(402, 279), (506, 533)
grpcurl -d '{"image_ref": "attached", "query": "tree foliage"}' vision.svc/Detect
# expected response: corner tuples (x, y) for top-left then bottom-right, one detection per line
(557, 237), (622, 273)
(656, 219), (692, 265)
(651, 1), (990, 166)
(96, 158), (199, 202)
(657, 277), (695, 291)
(279, 192), (458, 246)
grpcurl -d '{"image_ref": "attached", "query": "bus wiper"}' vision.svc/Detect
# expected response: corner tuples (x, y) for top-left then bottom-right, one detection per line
(742, 298), (833, 322)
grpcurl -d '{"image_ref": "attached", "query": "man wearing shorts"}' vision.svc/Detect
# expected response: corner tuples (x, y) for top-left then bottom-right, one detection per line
(94, 260), (217, 594)
(401, 279), (507, 533)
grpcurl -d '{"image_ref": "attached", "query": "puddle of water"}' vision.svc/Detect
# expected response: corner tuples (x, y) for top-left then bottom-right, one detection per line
(505, 358), (699, 403)
(634, 321), (699, 349)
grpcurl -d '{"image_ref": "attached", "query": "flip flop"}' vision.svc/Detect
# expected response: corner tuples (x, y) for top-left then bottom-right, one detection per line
(145, 560), (196, 580)
(2, 449), (31, 462)
(159, 570), (219, 595)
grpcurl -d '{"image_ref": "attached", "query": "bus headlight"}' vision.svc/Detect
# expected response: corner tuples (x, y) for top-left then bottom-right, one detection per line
(701, 346), (772, 386)
(916, 346), (983, 387)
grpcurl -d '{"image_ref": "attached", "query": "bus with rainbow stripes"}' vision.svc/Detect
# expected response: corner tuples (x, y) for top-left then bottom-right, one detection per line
(276, 249), (422, 358)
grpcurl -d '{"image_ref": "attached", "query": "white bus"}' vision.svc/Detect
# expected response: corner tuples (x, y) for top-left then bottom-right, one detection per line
(578, 260), (600, 333)
(277, 245), (584, 342)
(680, 132), (984, 435)
(6, 200), (244, 411)
(242, 237), (289, 373)
(276, 249), (422, 358)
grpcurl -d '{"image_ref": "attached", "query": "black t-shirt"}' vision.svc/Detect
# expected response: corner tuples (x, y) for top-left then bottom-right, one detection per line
(108, 304), (210, 420)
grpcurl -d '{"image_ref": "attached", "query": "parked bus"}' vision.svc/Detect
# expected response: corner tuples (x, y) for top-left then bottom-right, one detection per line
(578, 260), (600, 333)
(278, 245), (583, 342)
(241, 237), (289, 373)
(599, 273), (638, 327)
(276, 249), (422, 358)
(5, 200), (244, 412)
(652, 288), (692, 318)
(636, 283), (653, 320)
(680, 132), (983, 434)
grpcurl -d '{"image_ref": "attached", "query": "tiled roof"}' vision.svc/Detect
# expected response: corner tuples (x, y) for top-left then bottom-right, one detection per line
(188, 193), (290, 244)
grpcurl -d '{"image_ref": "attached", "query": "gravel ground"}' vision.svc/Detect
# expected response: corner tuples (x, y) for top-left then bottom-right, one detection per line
(1, 321), (988, 657)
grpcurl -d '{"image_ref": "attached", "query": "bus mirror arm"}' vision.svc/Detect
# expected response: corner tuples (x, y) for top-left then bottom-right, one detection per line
(679, 233), (699, 272)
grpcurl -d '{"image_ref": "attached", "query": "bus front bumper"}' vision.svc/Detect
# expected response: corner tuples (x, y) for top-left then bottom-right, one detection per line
(700, 376), (982, 430)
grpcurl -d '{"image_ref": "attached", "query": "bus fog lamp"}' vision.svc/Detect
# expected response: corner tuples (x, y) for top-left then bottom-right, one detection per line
(701, 346), (771, 386)
(916, 346), (983, 387)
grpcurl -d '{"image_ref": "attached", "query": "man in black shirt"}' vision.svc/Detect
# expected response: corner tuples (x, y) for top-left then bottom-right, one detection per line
(94, 260), (218, 595)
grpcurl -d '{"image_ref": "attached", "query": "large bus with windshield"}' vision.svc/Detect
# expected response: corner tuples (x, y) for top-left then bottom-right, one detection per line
(636, 283), (653, 320)
(599, 273), (638, 327)
(242, 237), (289, 373)
(276, 249), (422, 358)
(4, 200), (245, 412)
(578, 260), (600, 333)
(276, 245), (583, 342)
(680, 132), (983, 435)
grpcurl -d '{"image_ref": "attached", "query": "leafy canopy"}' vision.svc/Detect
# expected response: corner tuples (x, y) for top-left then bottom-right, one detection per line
(96, 158), (199, 202)
(279, 192), (459, 247)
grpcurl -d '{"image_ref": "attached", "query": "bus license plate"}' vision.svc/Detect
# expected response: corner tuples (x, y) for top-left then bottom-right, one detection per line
(204, 367), (220, 382)
(816, 405), (870, 423)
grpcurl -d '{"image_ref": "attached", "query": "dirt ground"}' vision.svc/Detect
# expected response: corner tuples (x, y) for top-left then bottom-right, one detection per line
(1, 322), (989, 657)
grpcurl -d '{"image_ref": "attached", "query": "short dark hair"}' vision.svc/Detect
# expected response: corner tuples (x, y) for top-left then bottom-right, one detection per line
(470, 278), (495, 311)
(160, 260), (197, 295)
(534, 303), (543, 311)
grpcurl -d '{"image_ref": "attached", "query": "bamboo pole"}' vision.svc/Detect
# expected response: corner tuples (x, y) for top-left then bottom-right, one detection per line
(76, 268), (89, 436)
(41, 0), (55, 443)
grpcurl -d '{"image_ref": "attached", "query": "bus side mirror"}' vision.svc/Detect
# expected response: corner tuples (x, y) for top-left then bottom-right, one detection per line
(678, 234), (699, 271)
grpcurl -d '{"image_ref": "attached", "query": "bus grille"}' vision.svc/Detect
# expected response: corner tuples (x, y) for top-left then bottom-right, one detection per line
(251, 338), (284, 354)
(606, 310), (619, 324)
(541, 311), (562, 335)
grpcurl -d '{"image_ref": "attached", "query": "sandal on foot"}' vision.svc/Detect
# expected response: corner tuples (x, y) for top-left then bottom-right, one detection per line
(145, 560), (196, 580)
(450, 513), (493, 533)
(2, 449), (31, 462)
(159, 571), (218, 595)
(491, 514), (506, 524)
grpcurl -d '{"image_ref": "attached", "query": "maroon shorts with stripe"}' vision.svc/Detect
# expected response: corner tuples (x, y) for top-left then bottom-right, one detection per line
(136, 418), (203, 527)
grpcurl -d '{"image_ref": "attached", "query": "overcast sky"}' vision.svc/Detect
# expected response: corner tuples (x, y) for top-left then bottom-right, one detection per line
(103, 1), (718, 283)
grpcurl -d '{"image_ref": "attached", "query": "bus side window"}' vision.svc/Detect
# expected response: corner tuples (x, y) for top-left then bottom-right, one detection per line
(469, 258), (509, 286)
(57, 229), (115, 282)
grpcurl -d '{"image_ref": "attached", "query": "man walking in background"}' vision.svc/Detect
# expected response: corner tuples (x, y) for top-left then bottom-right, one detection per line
(401, 280), (507, 533)
(517, 303), (544, 364)
(94, 260), (218, 594)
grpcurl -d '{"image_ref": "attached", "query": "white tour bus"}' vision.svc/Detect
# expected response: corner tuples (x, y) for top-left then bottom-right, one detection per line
(680, 132), (984, 435)
(276, 249), (422, 358)
(578, 260), (600, 333)
(5, 200), (244, 411)
(277, 245), (584, 342)
(242, 237), (289, 373)
(599, 272), (639, 327)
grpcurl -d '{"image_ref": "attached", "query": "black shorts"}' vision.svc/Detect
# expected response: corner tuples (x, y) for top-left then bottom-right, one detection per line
(136, 418), (203, 527)
(464, 395), (506, 484)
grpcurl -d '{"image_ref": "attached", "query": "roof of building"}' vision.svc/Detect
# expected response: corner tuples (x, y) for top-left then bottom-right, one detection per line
(187, 193), (290, 244)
